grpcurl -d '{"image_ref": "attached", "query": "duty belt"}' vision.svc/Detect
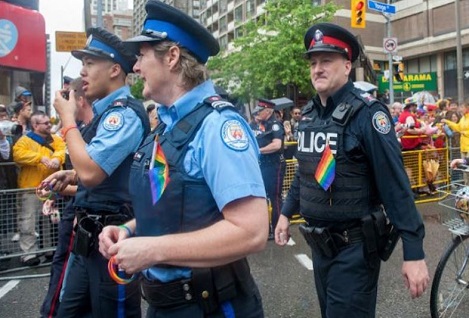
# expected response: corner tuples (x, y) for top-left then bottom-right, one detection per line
(299, 223), (364, 258)
(75, 208), (131, 226)
(140, 276), (196, 309)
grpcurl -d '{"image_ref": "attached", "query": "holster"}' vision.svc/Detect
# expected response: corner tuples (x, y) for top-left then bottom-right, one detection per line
(299, 224), (339, 258)
(72, 216), (102, 257)
(361, 210), (400, 263)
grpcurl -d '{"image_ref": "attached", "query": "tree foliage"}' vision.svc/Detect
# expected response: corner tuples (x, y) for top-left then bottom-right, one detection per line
(207, 0), (339, 103)
(130, 77), (144, 100)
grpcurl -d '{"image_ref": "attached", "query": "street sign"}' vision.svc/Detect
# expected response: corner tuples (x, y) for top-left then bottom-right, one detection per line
(392, 55), (402, 61)
(383, 37), (398, 53)
(368, 0), (396, 14)
(55, 31), (87, 52)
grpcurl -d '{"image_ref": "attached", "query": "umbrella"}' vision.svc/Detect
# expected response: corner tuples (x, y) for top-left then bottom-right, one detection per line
(411, 91), (436, 106)
(271, 97), (294, 110)
(353, 81), (377, 93)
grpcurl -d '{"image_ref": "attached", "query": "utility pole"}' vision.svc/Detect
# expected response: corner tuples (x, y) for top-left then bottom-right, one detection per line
(386, 0), (394, 105)
(455, 0), (464, 104)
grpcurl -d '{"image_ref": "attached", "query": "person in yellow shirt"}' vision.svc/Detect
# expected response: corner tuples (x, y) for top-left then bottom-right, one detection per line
(443, 101), (469, 184)
(13, 111), (66, 266)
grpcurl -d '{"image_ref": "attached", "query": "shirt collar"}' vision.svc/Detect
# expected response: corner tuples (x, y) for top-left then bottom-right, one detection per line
(158, 80), (216, 131)
(92, 86), (131, 116)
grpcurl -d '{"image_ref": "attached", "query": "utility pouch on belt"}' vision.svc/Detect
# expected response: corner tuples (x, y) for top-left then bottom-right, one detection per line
(72, 217), (103, 257)
(299, 224), (338, 258)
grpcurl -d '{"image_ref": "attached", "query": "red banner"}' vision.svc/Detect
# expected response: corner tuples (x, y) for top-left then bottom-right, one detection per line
(0, 1), (46, 72)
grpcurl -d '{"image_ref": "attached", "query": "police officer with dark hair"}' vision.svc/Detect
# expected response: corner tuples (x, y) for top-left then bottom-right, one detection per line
(275, 23), (429, 317)
(41, 27), (150, 317)
(251, 98), (286, 239)
(98, 1), (268, 317)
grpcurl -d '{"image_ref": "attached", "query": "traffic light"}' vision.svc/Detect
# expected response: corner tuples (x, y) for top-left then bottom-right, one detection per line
(393, 62), (405, 82)
(351, 0), (366, 29)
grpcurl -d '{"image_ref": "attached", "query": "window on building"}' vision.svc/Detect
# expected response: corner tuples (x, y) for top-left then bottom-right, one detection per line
(246, 0), (255, 18)
(445, 51), (457, 70)
(220, 16), (227, 33)
(235, 5), (243, 23)
(464, 48), (469, 67)
(220, 35), (228, 50)
(220, 0), (227, 14)
(235, 27), (243, 38)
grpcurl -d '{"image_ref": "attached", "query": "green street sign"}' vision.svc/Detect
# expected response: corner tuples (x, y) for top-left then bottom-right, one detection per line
(378, 72), (437, 93)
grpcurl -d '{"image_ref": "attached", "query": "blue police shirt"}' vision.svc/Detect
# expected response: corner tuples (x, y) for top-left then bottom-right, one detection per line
(86, 86), (145, 175)
(158, 80), (266, 210)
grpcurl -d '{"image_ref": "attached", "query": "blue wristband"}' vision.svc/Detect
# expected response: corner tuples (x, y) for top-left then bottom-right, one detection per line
(119, 224), (133, 237)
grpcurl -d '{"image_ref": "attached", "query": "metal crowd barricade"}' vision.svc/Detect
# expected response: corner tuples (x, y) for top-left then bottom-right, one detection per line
(400, 134), (450, 203)
(0, 186), (67, 279)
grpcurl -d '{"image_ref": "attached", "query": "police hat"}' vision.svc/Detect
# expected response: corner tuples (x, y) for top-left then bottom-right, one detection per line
(253, 98), (275, 114)
(304, 23), (360, 62)
(72, 27), (136, 74)
(124, 0), (220, 64)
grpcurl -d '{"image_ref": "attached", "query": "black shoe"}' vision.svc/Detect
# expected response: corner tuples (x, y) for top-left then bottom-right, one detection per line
(22, 257), (40, 267)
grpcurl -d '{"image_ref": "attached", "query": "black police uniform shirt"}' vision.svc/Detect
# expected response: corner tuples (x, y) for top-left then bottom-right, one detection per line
(282, 80), (425, 261)
(250, 115), (284, 157)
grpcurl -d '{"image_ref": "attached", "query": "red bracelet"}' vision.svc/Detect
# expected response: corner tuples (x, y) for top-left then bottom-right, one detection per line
(61, 126), (78, 140)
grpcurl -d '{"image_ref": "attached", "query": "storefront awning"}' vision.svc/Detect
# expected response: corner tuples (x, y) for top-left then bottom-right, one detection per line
(0, 1), (46, 72)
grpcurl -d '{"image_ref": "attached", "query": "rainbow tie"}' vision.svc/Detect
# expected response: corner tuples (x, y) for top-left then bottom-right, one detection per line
(148, 135), (170, 204)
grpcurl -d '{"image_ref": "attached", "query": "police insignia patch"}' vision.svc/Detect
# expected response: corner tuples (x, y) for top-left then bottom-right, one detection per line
(103, 111), (124, 131)
(221, 120), (249, 151)
(372, 111), (391, 134)
(272, 124), (280, 132)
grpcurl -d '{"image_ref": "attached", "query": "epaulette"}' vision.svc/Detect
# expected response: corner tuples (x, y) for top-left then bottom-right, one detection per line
(111, 98), (128, 108)
(350, 88), (379, 107)
(204, 95), (236, 112)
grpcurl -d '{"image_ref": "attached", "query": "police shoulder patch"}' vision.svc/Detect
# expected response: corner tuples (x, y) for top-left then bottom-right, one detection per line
(103, 111), (124, 131)
(272, 123), (280, 132)
(372, 111), (391, 134)
(221, 120), (249, 151)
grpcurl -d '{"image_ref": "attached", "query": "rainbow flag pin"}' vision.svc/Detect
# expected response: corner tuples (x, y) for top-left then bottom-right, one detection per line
(148, 135), (170, 204)
(314, 144), (335, 191)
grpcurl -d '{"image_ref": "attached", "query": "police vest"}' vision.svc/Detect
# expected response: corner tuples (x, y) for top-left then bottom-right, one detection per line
(130, 97), (237, 238)
(74, 97), (150, 212)
(295, 91), (380, 221)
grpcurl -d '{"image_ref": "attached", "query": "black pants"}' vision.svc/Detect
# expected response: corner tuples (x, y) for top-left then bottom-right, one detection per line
(260, 160), (286, 232)
(312, 242), (381, 318)
(57, 247), (141, 318)
(146, 282), (264, 318)
(40, 200), (75, 318)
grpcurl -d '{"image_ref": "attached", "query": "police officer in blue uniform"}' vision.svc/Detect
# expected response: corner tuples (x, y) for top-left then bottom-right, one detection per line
(275, 23), (430, 317)
(250, 98), (286, 239)
(98, 1), (268, 317)
(42, 27), (150, 317)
